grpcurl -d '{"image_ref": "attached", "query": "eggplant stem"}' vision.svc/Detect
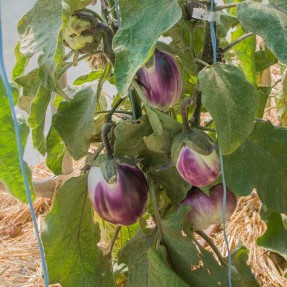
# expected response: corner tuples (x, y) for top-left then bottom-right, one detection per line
(148, 175), (164, 243)
(195, 230), (226, 266)
(106, 226), (121, 258)
(102, 123), (114, 160)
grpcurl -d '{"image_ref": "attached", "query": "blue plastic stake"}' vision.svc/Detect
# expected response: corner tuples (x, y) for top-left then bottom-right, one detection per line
(0, 5), (49, 287)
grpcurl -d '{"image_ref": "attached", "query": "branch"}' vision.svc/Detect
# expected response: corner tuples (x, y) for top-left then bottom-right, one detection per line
(221, 32), (254, 53)
(106, 226), (121, 258)
(214, 3), (238, 11)
(195, 230), (226, 266)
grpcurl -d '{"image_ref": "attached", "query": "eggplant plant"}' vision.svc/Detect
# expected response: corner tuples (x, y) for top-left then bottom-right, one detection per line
(2, 0), (287, 286)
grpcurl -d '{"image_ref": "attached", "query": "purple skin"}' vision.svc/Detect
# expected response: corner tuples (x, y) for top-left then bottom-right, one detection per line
(180, 184), (238, 230)
(176, 146), (221, 187)
(88, 164), (148, 226)
(137, 49), (182, 110)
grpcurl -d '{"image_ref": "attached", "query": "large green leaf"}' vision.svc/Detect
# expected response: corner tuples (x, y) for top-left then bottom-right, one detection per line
(199, 63), (258, 155)
(15, 68), (41, 113)
(257, 212), (287, 259)
(0, 78), (34, 202)
(52, 87), (96, 160)
(114, 115), (153, 158)
(42, 175), (115, 287)
(224, 121), (287, 213)
(144, 107), (182, 155)
(17, 0), (62, 60)
(231, 246), (260, 287)
(118, 229), (156, 287)
(237, 0), (287, 63)
(12, 42), (29, 80)
(147, 247), (189, 287)
(255, 48), (278, 73)
(28, 85), (52, 155)
(162, 209), (229, 286)
(231, 26), (256, 85)
(113, 0), (182, 96)
(46, 127), (66, 175)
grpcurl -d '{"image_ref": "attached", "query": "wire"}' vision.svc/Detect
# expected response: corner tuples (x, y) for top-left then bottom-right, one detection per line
(209, 1), (232, 286)
(0, 5), (49, 287)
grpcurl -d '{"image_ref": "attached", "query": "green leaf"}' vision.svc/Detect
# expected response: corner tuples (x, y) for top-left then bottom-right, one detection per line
(52, 87), (96, 160)
(113, 0), (182, 96)
(217, 14), (239, 38)
(114, 115), (153, 158)
(224, 121), (287, 213)
(62, 0), (93, 12)
(255, 48), (278, 73)
(12, 42), (29, 80)
(162, 209), (229, 286)
(231, 26), (256, 85)
(256, 86), (272, 118)
(199, 63), (258, 155)
(73, 70), (104, 86)
(257, 212), (287, 259)
(42, 175), (115, 286)
(46, 127), (66, 175)
(28, 85), (52, 155)
(0, 78), (34, 202)
(96, 63), (112, 112)
(118, 228), (156, 287)
(147, 247), (189, 287)
(15, 68), (41, 113)
(144, 107), (182, 155)
(237, 0), (287, 64)
(231, 246), (260, 287)
(17, 0), (62, 59)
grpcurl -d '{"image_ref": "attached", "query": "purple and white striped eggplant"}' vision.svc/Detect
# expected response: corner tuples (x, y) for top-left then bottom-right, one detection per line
(171, 130), (221, 187)
(180, 184), (237, 230)
(136, 49), (182, 110)
(176, 146), (221, 187)
(88, 163), (148, 226)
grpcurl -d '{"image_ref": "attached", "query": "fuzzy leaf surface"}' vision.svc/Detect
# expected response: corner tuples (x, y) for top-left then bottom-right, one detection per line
(224, 121), (287, 213)
(52, 87), (96, 160)
(199, 63), (258, 154)
(237, 0), (287, 63)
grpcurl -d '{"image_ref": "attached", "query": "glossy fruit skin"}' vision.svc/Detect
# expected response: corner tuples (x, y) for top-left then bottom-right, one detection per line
(137, 49), (182, 110)
(88, 163), (148, 226)
(176, 146), (221, 187)
(180, 184), (237, 230)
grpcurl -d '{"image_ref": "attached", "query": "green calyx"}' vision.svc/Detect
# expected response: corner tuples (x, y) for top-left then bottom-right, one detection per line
(171, 129), (216, 163)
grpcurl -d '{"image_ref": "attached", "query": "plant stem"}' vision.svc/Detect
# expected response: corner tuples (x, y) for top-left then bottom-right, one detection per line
(221, 32), (254, 53)
(95, 110), (132, 116)
(105, 97), (126, 123)
(194, 58), (209, 67)
(195, 230), (226, 266)
(102, 124), (114, 160)
(181, 97), (194, 133)
(214, 3), (238, 11)
(194, 125), (216, 132)
(106, 226), (121, 258)
(271, 78), (282, 89)
(83, 143), (105, 170)
(148, 175), (164, 242)
(81, 8), (106, 23)
(191, 15), (214, 128)
(128, 88), (142, 120)
(190, 89), (202, 127)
